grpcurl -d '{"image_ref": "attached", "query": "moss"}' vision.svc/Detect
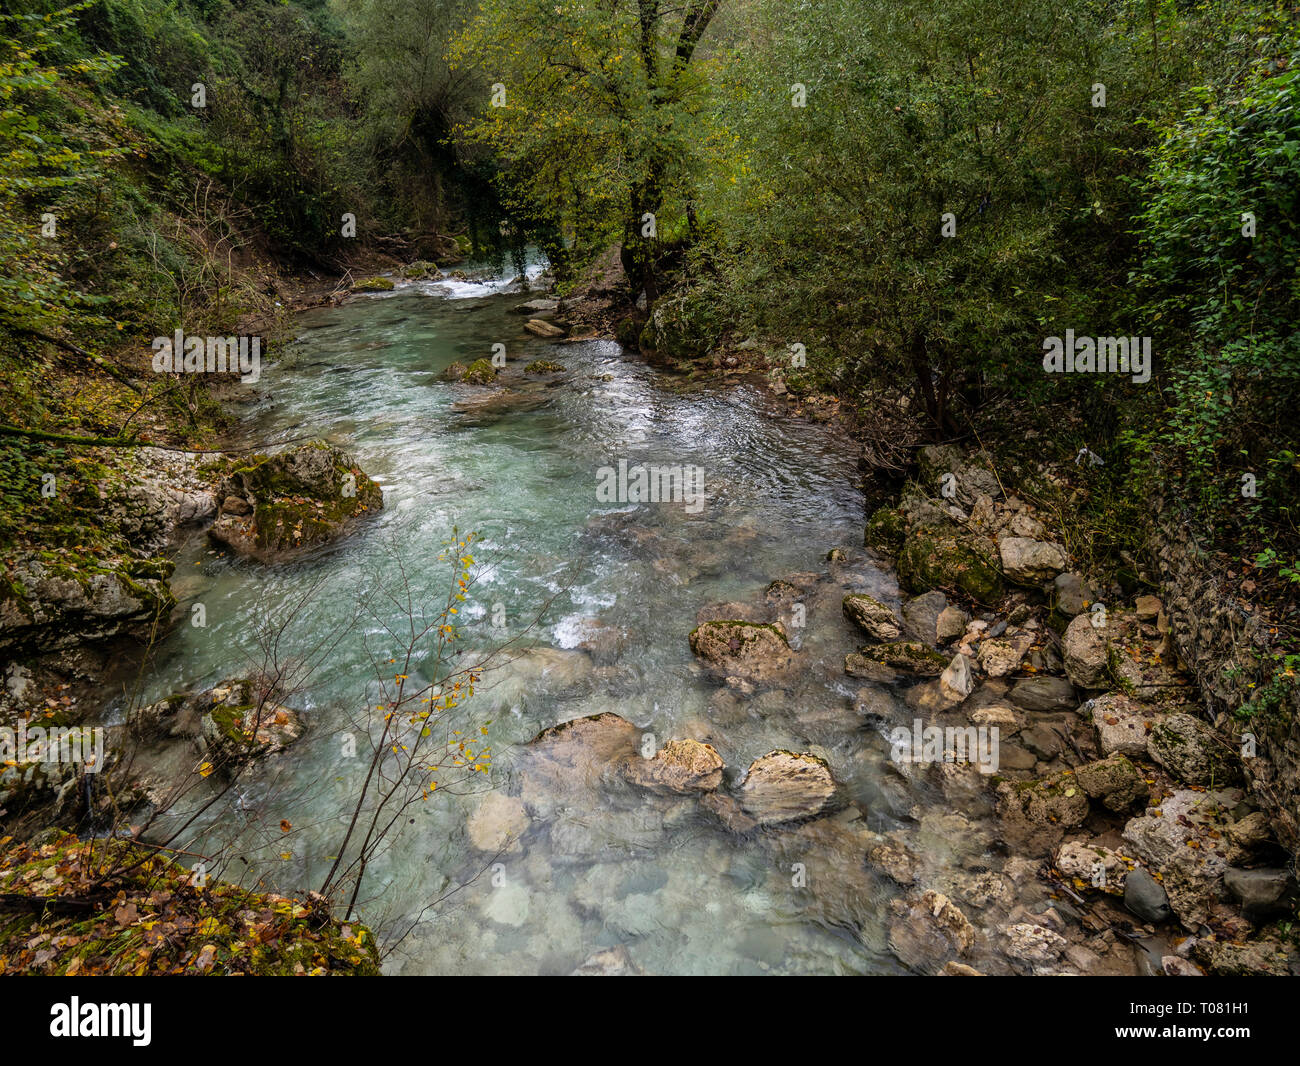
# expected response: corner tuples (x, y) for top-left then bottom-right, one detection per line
(524, 359), (565, 374)
(864, 506), (906, 553)
(897, 529), (1004, 605)
(353, 276), (395, 292)
(0, 832), (380, 976)
(464, 358), (497, 385)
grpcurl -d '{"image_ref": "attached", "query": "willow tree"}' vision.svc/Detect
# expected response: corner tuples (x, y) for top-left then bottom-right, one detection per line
(451, 0), (725, 300)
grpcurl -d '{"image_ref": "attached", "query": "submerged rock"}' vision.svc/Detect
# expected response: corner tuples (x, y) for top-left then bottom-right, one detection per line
(467, 793), (531, 854)
(207, 441), (383, 563)
(620, 738), (724, 794)
(739, 750), (837, 826)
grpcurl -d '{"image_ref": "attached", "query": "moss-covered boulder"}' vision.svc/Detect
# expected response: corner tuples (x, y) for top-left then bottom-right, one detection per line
(400, 260), (439, 279)
(0, 832), (379, 975)
(463, 358), (497, 384)
(0, 551), (175, 655)
(688, 620), (793, 682)
(196, 678), (305, 771)
(208, 441), (383, 563)
(639, 289), (722, 361)
(352, 275), (395, 291)
(524, 359), (566, 374)
(864, 506), (906, 553)
(897, 528), (1003, 605)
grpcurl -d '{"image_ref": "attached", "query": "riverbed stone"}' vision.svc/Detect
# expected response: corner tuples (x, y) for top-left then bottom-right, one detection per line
(619, 738), (724, 794)
(999, 537), (1069, 582)
(1009, 675), (1076, 712)
(995, 770), (1090, 854)
(901, 590), (948, 646)
(689, 621), (793, 682)
(848, 641), (948, 678)
(739, 750), (837, 826)
(1074, 753), (1148, 812)
(1088, 693), (1156, 756)
(1124, 867), (1172, 922)
(842, 594), (902, 641)
(1223, 867), (1296, 922)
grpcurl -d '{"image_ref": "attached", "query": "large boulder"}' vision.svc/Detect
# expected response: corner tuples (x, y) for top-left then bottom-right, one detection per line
(197, 679), (304, 770)
(739, 750), (837, 826)
(1122, 788), (1242, 928)
(208, 442), (383, 563)
(0, 552), (174, 655)
(689, 621), (793, 682)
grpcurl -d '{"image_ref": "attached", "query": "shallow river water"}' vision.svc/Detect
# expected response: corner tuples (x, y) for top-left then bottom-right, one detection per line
(130, 265), (997, 975)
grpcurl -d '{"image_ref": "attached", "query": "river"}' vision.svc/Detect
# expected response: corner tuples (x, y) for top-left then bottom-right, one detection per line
(129, 262), (981, 975)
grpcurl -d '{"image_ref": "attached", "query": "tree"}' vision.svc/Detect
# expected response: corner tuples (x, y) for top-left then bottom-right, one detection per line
(451, 0), (726, 299)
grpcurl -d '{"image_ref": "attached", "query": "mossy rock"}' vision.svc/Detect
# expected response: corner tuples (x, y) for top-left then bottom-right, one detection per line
(464, 358), (497, 385)
(400, 260), (439, 279)
(850, 640), (948, 677)
(353, 276), (395, 292)
(897, 528), (1003, 605)
(208, 441), (383, 562)
(524, 359), (565, 374)
(615, 316), (646, 349)
(865, 506), (906, 553)
(688, 620), (793, 682)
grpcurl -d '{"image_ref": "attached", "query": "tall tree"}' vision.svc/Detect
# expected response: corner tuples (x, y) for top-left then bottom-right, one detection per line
(451, 0), (725, 300)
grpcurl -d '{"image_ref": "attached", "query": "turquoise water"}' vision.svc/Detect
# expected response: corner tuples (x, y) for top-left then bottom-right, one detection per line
(132, 268), (972, 975)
